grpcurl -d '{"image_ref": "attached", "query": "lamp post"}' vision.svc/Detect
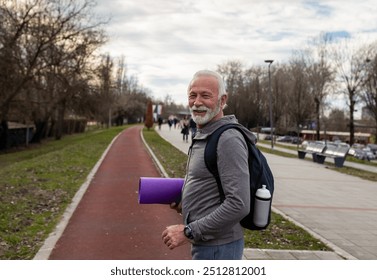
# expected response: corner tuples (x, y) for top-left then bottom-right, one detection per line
(264, 59), (274, 149)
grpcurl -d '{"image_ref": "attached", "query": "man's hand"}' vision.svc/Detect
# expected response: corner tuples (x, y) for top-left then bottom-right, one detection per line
(169, 201), (182, 214)
(162, 224), (189, 250)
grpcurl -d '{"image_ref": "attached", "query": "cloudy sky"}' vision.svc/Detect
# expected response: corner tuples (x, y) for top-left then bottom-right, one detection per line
(93, 0), (377, 106)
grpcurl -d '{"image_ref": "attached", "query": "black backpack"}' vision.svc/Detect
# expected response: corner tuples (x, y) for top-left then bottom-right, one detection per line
(203, 123), (274, 231)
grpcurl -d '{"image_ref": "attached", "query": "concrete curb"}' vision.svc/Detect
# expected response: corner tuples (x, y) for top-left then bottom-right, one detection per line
(271, 207), (356, 260)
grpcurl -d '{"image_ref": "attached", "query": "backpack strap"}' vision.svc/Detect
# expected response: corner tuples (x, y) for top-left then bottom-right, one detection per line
(205, 123), (263, 203)
(205, 124), (242, 203)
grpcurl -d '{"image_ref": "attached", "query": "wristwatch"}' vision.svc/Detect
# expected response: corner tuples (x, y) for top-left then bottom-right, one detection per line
(183, 225), (194, 240)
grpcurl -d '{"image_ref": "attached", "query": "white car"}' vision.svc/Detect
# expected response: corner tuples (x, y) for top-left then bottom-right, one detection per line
(363, 147), (376, 160)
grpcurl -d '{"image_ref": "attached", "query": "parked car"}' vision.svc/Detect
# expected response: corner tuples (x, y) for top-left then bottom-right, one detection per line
(277, 135), (293, 143)
(367, 144), (377, 155)
(264, 134), (275, 141)
(352, 148), (376, 160)
(363, 147), (376, 160)
(291, 136), (302, 144)
(352, 149), (367, 160)
(352, 143), (365, 149)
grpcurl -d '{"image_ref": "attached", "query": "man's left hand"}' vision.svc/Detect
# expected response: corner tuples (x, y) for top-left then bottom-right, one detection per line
(162, 224), (189, 250)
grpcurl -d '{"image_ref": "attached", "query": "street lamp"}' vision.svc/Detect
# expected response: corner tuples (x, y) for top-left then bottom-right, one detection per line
(264, 59), (274, 149)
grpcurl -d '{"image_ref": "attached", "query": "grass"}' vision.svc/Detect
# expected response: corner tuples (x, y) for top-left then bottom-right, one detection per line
(142, 128), (188, 178)
(142, 127), (330, 251)
(0, 125), (127, 259)
(330, 165), (377, 181)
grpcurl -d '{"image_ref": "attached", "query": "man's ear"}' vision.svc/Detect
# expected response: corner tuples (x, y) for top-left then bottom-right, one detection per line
(221, 94), (228, 109)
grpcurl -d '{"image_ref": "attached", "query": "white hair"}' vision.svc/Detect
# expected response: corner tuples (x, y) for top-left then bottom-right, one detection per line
(188, 70), (227, 99)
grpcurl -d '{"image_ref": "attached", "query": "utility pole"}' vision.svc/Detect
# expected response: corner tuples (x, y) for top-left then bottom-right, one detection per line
(265, 59), (274, 149)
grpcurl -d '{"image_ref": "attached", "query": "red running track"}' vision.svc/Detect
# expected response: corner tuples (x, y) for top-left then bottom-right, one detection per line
(49, 126), (191, 260)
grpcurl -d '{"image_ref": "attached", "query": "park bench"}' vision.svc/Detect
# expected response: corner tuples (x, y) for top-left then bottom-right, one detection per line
(316, 144), (349, 167)
(297, 141), (326, 162)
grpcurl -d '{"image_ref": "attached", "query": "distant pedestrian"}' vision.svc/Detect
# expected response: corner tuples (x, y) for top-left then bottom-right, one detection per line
(158, 117), (163, 130)
(168, 115), (174, 130)
(180, 116), (189, 142)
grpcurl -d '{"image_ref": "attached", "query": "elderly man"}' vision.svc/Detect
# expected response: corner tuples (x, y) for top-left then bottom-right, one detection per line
(162, 70), (254, 260)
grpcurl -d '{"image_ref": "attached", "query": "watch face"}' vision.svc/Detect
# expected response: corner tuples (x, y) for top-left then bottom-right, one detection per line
(184, 226), (193, 239)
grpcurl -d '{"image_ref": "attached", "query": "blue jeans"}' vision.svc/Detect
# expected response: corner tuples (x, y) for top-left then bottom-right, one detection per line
(191, 238), (244, 260)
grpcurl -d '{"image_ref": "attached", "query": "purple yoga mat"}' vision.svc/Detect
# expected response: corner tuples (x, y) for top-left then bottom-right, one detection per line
(138, 177), (184, 204)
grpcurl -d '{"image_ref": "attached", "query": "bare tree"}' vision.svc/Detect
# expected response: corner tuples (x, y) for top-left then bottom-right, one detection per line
(270, 63), (292, 133)
(96, 54), (115, 127)
(0, 0), (107, 147)
(0, 0), (43, 148)
(285, 53), (314, 134)
(331, 39), (373, 145)
(112, 60), (150, 124)
(241, 66), (265, 129)
(217, 60), (244, 118)
(326, 108), (348, 132)
(305, 34), (335, 140)
(361, 42), (377, 143)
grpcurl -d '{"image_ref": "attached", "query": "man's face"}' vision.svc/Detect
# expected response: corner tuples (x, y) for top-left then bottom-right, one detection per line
(188, 75), (225, 127)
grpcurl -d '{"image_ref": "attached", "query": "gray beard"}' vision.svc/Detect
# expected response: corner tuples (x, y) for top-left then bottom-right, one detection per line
(190, 100), (221, 126)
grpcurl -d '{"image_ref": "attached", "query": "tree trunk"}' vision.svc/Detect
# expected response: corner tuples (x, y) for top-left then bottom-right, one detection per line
(349, 98), (355, 145)
(55, 101), (66, 140)
(32, 120), (48, 143)
(315, 97), (321, 140)
(0, 120), (10, 150)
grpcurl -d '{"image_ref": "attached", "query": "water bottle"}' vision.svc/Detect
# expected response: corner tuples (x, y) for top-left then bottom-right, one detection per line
(253, 185), (271, 227)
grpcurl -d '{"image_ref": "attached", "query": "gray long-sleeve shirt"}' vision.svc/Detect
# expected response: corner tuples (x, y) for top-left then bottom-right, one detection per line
(182, 115), (254, 245)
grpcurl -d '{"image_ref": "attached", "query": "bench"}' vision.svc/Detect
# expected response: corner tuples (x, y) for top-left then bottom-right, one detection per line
(297, 142), (326, 162)
(316, 144), (349, 167)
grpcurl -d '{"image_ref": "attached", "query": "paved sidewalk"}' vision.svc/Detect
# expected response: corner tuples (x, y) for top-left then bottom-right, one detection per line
(156, 124), (377, 260)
